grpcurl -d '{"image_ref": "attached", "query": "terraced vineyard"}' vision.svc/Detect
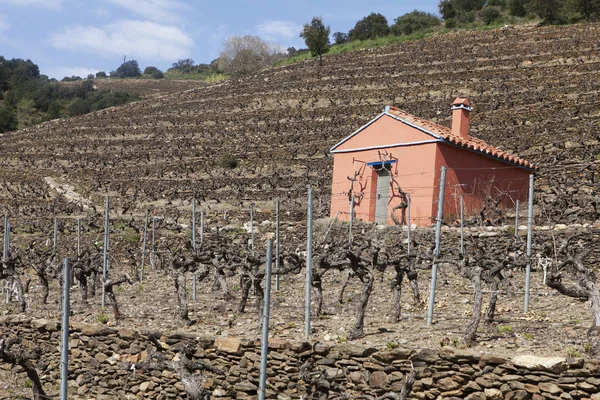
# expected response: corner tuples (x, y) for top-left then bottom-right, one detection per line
(2, 23), (600, 399)
(2, 23), (599, 227)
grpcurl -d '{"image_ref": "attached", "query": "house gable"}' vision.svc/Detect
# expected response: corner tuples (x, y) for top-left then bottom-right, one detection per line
(330, 112), (439, 154)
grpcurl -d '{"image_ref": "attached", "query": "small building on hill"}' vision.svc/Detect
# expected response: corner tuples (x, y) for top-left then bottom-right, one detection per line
(329, 98), (535, 226)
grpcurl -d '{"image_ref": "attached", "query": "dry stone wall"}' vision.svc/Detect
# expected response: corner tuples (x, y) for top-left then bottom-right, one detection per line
(3, 317), (600, 399)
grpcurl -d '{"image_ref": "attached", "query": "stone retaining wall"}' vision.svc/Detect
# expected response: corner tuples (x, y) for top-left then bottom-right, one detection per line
(2, 317), (600, 399)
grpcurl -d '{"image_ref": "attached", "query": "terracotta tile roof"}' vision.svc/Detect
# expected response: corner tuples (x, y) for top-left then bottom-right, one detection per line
(386, 106), (535, 170)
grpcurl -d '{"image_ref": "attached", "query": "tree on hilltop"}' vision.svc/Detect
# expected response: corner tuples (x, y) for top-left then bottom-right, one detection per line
(218, 35), (282, 77)
(391, 10), (441, 36)
(332, 32), (348, 45)
(116, 59), (141, 78)
(300, 17), (331, 66)
(348, 13), (390, 41)
(172, 58), (195, 73)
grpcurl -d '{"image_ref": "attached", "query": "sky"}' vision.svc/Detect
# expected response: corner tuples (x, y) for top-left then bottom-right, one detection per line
(0, 0), (440, 79)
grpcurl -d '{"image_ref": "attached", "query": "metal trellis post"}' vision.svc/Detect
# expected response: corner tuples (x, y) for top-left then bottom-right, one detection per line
(407, 193), (411, 255)
(2, 216), (8, 299)
(514, 199), (519, 265)
(250, 204), (255, 256)
(192, 199), (196, 250)
(60, 258), (70, 400)
(427, 166), (447, 326)
(53, 217), (58, 250)
(524, 175), (534, 312)
(200, 210), (204, 248)
(349, 194), (354, 246)
(192, 199), (197, 301)
(101, 196), (110, 307)
(275, 199), (280, 292)
(460, 195), (465, 255)
(305, 187), (313, 338)
(258, 239), (273, 400)
(77, 218), (81, 257)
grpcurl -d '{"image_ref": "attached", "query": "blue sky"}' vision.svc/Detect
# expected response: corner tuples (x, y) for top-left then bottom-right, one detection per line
(0, 0), (440, 79)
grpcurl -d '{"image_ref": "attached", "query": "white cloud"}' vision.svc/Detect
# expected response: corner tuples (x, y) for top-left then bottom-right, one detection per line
(256, 20), (302, 41)
(45, 66), (99, 80)
(0, 15), (10, 33)
(0, 0), (62, 9)
(103, 0), (186, 23)
(49, 20), (194, 62)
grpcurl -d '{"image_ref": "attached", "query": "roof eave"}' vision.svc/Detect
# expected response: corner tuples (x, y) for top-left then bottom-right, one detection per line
(439, 139), (536, 172)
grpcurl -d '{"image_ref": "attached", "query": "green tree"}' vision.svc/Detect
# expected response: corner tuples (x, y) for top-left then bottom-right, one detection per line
(0, 105), (17, 132)
(348, 13), (390, 41)
(509, 0), (528, 16)
(332, 32), (349, 44)
(67, 97), (90, 116)
(172, 58), (195, 73)
(116, 60), (141, 78)
(47, 101), (62, 120)
(16, 98), (36, 127)
(150, 69), (164, 79)
(391, 10), (441, 36)
(438, 0), (486, 20)
(481, 6), (503, 24)
(300, 17), (331, 65)
(96, 71), (107, 78)
(144, 66), (158, 75)
(527, 0), (564, 23)
(573, 0), (600, 19)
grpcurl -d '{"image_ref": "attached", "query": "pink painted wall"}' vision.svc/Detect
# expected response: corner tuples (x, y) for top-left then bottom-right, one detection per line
(434, 143), (531, 223)
(330, 115), (439, 225)
(335, 115), (434, 152)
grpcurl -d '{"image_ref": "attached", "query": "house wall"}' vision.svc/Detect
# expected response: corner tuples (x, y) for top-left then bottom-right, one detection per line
(330, 143), (438, 226)
(334, 114), (435, 152)
(434, 143), (531, 223)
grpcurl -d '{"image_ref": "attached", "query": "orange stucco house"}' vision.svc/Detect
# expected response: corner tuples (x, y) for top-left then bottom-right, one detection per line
(329, 98), (534, 226)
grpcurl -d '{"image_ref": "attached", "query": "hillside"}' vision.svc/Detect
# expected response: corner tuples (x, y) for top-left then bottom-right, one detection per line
(60, 78), (203, 100)
(1, 23), (599, 225)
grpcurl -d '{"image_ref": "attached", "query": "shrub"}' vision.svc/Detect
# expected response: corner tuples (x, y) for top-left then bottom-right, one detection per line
(333, 32), (349, 44)
(144, 66), (158, 75)
(218, 35), (283, 77)
(481, 6), (503, 24)
(0, 105), (17, 132)
(445, 18), (458, 28)
(96, 71), (107, 78)
(116, 60), (141, 78)
(219, 154), (238, 169)
(348, 13), (390, 41)
(150, 69), (164, 79)
(96, 312), (109, 324)
(391, 10), (441, 36)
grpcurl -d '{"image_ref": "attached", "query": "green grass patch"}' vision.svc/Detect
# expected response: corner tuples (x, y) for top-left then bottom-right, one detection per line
(164, 72), (228, 84)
